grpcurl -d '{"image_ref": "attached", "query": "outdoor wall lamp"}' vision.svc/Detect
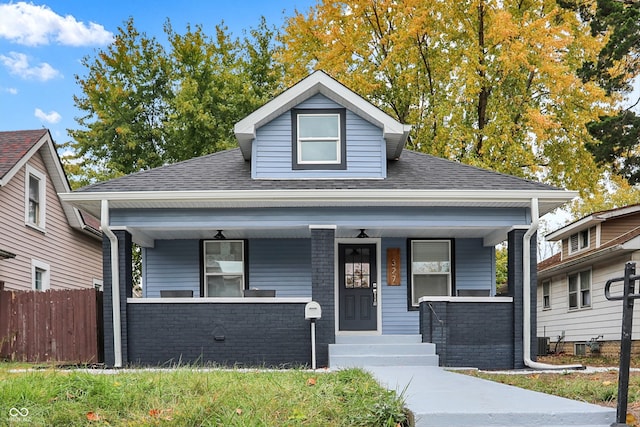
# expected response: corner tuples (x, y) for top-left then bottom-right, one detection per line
(214, 230), (226, 240)
(357, 229), (368, 238)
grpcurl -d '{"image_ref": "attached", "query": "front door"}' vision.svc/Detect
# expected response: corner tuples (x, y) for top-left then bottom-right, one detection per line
(338, 244), (377, 331)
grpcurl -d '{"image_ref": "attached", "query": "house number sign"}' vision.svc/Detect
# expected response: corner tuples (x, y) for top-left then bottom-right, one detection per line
(386, 248), (401, 286)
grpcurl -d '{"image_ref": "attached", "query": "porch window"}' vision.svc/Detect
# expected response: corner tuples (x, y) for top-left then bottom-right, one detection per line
(568, 269), (591, 310)
(408, 240), (452, 308)
(203, 240), (246, 297)
(291, 108), (346, 170)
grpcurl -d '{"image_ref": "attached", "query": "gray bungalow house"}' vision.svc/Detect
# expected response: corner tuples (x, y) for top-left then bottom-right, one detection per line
(60, 71), (576, 369)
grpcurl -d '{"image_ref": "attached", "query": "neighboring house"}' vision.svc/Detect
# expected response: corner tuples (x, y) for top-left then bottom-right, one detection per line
(61, 71), (576, 369)
(538, 205), (640, 356)
(0, 129), (103, 291)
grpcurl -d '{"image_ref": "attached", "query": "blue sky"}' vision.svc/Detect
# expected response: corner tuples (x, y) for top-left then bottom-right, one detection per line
(0, 0), (316, 145)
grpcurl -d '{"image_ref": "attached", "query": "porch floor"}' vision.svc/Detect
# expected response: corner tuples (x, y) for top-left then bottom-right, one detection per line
(366, 366), (615, 427)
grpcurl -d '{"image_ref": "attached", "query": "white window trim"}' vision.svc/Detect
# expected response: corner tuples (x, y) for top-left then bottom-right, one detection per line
(31, 259), (50, 291)
(568, 229), (589, 255)
(296, 113), (341, 165)
(542, 280), (551, 310)
(409, 239), (452, 308)
(24, 164), (47, 232)
(567, 268), (591, 311)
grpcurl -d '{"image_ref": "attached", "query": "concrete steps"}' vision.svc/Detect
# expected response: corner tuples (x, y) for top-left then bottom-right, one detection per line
(329, 335), (439, 369)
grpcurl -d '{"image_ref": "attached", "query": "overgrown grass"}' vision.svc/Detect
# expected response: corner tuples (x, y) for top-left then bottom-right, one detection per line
(0, 364), (408, 426)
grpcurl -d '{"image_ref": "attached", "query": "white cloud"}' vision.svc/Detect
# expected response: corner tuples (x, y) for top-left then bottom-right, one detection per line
(0, 52), (61, 81)
(0, 2), (113, 46)
(1, 87), (18, 94)
(34, 108), (61, 124)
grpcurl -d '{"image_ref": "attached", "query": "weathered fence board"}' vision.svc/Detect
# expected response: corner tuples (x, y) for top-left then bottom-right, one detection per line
(0, 288), (103, 363)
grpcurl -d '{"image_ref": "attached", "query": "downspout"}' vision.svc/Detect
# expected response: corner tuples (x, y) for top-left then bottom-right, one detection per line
(523, 198), (582, 370)
(101, 199), (122, 368)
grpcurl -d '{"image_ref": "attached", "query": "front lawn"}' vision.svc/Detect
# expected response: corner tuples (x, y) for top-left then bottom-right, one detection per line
(0, 364), (408, 426)
(463, 354), (640, 426)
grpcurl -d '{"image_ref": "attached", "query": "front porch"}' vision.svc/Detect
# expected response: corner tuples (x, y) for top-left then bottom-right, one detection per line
(101, 226), (536, 370)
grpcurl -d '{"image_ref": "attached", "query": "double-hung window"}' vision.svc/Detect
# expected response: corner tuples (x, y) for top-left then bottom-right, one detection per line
(203, 240), (246, 297)
(542, 280), (551, 309)
(25, 165), (46, 230)
(408, 240), (452, 308)
(568, 269), (591, 310)
(292, 108), (346, 170)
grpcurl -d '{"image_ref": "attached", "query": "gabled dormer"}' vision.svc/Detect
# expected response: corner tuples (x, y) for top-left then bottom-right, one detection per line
(234, 71), (411, 180)
(545, 204), (640, 261)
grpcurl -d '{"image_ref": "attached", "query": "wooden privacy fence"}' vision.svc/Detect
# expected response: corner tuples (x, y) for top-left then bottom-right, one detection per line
(0, 288), (103, 363)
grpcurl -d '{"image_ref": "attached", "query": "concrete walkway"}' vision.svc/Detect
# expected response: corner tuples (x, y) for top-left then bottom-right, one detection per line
(366, 366), (616, 427)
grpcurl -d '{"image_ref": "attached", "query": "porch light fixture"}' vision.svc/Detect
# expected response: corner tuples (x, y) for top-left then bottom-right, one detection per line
(357, 229), (368, 238)
(214, 230), (226, 240)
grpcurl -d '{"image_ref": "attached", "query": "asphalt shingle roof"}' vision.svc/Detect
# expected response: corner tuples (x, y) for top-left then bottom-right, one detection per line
(77, 148), (560, 193)
(0, 129), (48, 180)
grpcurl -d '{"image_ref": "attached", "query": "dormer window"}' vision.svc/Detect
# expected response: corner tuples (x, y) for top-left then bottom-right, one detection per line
(292, 108), (346, 170)
(569, 229), (589, 254)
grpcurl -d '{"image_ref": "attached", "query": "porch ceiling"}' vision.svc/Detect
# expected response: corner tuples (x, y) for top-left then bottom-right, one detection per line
(119, 225), (514, 248)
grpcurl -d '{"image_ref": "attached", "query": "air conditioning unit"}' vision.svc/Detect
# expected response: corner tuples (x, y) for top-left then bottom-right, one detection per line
(537, 337), (550, 356)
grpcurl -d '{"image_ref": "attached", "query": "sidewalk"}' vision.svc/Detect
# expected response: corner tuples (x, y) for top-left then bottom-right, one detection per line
(366, 366), (615, 427)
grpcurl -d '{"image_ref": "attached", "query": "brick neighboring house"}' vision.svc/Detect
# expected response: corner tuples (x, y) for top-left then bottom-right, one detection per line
(538, 204), (640, 356)
(0, 129), (102, 291)
(61, 71), (576, 370)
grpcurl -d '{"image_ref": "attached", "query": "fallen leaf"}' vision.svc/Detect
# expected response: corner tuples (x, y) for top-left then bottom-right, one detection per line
(236, 408), (243, 415)
(86, 412), (100, 421)
(149, 409), (161, 417)
(307, 377), (317, 386)
(627, 412), (637, 425)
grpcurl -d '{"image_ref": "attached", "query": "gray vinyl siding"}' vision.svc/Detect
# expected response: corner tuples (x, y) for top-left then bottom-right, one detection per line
(111, 207), (528, 230)
(381, 238), (419, 334)
(143, 240), (200, 297)
(252, 93), (386, 179)
(248, 239), (311, 297)
(455, 238), (495, 295)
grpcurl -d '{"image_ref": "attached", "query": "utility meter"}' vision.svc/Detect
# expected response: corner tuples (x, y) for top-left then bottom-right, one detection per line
(305, 301), (322, 320)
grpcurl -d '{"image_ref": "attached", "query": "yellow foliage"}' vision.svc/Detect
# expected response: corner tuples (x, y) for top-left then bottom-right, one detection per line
(278, 0), (618, 194)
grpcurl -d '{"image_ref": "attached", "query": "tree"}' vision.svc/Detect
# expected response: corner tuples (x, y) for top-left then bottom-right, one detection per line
(278, 0), (615, 194)
(67, 17), (281, 186)
(69, 18), (172, 183)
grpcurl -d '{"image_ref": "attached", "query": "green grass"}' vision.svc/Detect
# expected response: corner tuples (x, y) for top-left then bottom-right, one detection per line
(0, 364), (408, 426)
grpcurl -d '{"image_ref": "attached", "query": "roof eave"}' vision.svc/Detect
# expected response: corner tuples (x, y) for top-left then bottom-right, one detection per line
(538, 244), (628, 279)
(60, 188), (577, 219)
(545, 215), (604, 241)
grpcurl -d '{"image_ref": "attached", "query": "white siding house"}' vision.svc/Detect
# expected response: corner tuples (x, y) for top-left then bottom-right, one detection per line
(538, 205), (640, 355)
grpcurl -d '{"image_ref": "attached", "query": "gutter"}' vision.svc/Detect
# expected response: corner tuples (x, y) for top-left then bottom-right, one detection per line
(101, 200), (122, 368)
(523, 198), (582, 370)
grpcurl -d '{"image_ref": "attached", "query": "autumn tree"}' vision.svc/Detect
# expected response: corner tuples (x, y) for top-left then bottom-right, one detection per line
(278, 0), (614, 194)
(67, 17), (281, 186)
